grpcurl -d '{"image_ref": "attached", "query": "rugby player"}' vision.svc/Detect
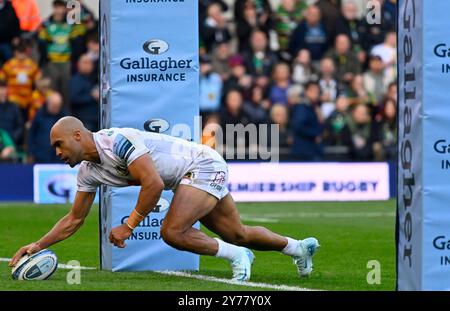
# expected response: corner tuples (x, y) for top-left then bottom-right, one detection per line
(10, 116), (320, 281)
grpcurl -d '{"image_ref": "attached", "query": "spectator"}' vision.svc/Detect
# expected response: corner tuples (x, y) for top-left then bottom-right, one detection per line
(291, 49), (318, 87)
(29, 76), (54, 124)
(235, 0), (272, 53)
(318, 57), (339, 119)
(288, 5), (329, 63)
(323, 95), (350, 147)
(325, 34), (361, 85)
(0, 0), (21, 65)
(242, 30), (278, 85)
(270, 103), (292, 150)
(222, 54), (253, 97)
(377, 97), (396, 160)
(384, 81), (397, 102)
(341, 103), (382, 160)
(11, 0), (42, 33)
(220, 89), (251, 128)
(290, 81), (323, 161)
(199, 0), (228, 25)
(370, 31), (396, 83)
(234, 0), (272, 25)
(249, 84), (270, 111)
(68, 0), (97, 68)
(269, 62), (292, 106)
(242, 87), (269, 125)
(38, 0), (86, 107)
(286, 83), (302, 107)
(274, 0), (308, 59)
(336, 0), (366, 65)
(69, 54), (99, 132)
(359, 0), (394, 52)
(220, 90), (253, 155)
(382, 0), (397, 31)
(211, 42), (232, 82)
(85, 33), (99, 83)
(371, 32), (396, 66)
(0, 128), (16, 162)
(200, 3), (231, 53)
(363, 54), (390, 105)
(199, 55), (223, 116)
(346, 73), (369, 106)
(0, 79), (23, 146)
(28, 92), (66, 163)
(0, 40), (41, 118)
(316, 0), (341, 46)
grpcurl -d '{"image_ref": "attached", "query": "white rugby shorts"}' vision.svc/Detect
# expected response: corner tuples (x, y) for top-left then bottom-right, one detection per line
(179, 148), (229, 200)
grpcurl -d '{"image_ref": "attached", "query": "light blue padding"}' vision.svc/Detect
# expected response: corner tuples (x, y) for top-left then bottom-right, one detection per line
(422, 0), (450, 291)
(100, 0), (200, 271)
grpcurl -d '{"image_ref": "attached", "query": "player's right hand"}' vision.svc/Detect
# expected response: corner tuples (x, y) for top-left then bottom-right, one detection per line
(9, 242), (42, 267)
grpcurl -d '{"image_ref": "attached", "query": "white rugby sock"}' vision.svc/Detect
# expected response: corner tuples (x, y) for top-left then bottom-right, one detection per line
(281, 237), (298, 256)
(214, 238), (242, 261)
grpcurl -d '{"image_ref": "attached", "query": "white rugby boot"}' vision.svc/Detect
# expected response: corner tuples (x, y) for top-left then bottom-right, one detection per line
(230, 247), (255, 282)
(292, 237), (320, 277)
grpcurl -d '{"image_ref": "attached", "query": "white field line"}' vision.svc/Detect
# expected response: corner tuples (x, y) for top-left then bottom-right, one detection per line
(155, 270), (320, 291)
(0, 258), (319, 291)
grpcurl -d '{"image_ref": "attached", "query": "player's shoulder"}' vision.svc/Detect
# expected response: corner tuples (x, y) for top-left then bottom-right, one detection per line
(94, 128), (137, 147)
(96, 127), (147, 161)
(97, 127), (142, 139)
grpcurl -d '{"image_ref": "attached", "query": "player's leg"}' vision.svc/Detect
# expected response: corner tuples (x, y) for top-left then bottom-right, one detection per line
(160, 184), (219, 255)
(200, 193), (320, 277)
(161, 184), (256, 281)
(200, 194), (288, 251)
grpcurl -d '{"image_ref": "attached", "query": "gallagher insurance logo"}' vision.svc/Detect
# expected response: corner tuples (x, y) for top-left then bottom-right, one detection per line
(119, 38), (192, 83)
(143, 39), (169, 55)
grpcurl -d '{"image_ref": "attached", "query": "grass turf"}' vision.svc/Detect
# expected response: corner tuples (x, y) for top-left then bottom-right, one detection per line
(0, 200), (395, 291)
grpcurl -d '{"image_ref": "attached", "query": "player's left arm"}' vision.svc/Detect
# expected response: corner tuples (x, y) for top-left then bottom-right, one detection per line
(109, 153), (164, 248)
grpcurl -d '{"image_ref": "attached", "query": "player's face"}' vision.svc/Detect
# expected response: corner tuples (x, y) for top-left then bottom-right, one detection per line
(51, 130), (83, 168)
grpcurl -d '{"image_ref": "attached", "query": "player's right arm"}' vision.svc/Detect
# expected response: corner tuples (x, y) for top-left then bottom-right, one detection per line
(9, 191), (95, 267)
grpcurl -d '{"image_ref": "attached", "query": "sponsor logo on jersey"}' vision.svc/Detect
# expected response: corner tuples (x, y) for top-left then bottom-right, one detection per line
(113, 134), (135, 161)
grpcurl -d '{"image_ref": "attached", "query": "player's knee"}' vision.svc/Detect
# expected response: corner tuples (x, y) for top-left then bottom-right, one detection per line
(160, 225), (184, 249)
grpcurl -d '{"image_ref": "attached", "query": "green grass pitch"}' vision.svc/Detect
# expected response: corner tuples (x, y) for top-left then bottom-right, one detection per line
(0, 200), (395, 291)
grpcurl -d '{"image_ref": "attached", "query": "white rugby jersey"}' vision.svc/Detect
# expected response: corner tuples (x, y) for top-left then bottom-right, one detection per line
(77, 128), (216, 192)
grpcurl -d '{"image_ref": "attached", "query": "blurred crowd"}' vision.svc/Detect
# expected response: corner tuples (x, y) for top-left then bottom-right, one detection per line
(0, 0), (397, 164)
(0, 0), (98, 163)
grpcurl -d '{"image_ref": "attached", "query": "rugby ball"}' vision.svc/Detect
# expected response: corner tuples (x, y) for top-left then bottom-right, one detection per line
(12, 249), (58, 280)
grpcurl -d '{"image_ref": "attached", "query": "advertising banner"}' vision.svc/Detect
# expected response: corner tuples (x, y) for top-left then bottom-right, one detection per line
(33, 162), (390, 204)
(99, 0), (200, 271)
(398, 0), (450, 290)
(228, 162), (390, 201)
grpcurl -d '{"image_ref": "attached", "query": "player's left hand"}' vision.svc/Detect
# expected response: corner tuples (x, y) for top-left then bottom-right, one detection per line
(109, 224), (132, 248)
